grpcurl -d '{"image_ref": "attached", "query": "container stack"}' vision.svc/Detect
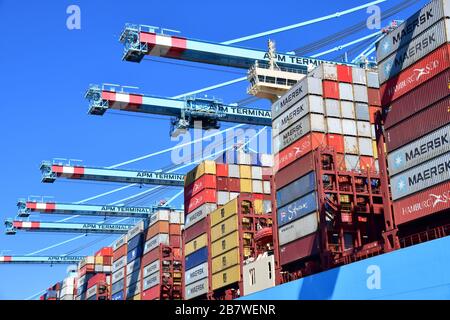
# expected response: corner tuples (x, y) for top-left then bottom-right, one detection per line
(111, 234), (127, 300)
(272, 64), (385, 279)
(86, 273), (110, 300)
(59, 275), (77, 300)
(377, 0), (450, 228)
(39, 282), (62, 300)
(125, 221), (145, 300)
(183, 154), (274, 300)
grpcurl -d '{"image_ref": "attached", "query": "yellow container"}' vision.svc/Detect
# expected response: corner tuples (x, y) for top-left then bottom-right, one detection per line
(239, 165), (252, 179)
(211, 215), (238, 242)
(254, 199), (263, 214)
(240, 179), (252, 193)
(133, 294), (141, 300)
(211, 231), (239, 258)
(185, 160), (217, 186)
(185, 233), (208, 256)
(204, 160), (216, 175)
(212, 265), (241, 290)
(372, 141), (378, 159)
(243, 246), (252, 258)
(94, 256), (103, 265)
(211, 248), (240, 274)
(210, 198), (238, 227)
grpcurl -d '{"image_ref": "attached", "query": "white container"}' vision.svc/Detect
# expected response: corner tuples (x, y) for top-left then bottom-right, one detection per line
(357, 121), (372, 138)
(230, 192), (240, 200)
(185, 262), (208, 286)
(113, 235), (127, 251)
(143, 272), (160, 291)
(340, 101), (355, 119)
(309, 63), (338, 81)
(278, 212), (318, 246)
(252, 180), (263, 194)
(327, 117), (342, 134)
(148, 209), (170, 227)
(127, 220), (145, 241)
(358, 137), (374, 156)
(355, 103), (370, 121)
(143, 260), (160, 278)
(352, 67), (367, 85)
(342, 119), (357, 136)
(263, 181), (271, 194)
(251, 166), (263, 180)
(144, 233), (170, 254)
(353, 84), (369, 103)
(339, 82), (354, 101)
(325, 99), (341, 118)
(311, 113), (326, 132)
(260, 154), (274, 167)
(228, 164), (240, 178)
(185, 278), (208, 300)
(169, 210), (182, 224)
(366, 71), (379, 88)
(217, 191), (230, 205)
(344, 136), (359, 154)
(112, 256), (127, 272)
(185, 203), (217, 229)
(112, 269), (125, 284)
(345, 155), (360, 170)
(127, 259), (141, 275)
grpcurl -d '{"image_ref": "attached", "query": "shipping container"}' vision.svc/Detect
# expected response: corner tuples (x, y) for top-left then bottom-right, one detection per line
(327, 134), (345, 153)
(127, 221), (145, 242)
(216, 163), (228, 177)
(393, 180), (450, 225)
(211, 215), (238, 242)
(111, 279), (125, 295)
(240, 179), (253, 193)
(126, 270), (140, 286)
(391, 151), (450, 200)
(169, 223), (181, 235)
(217, 191), (230, 205)
(325, 99), (341, 118)
(126, 259), (141, 275)
(344, 136), (359, 154)
(185, 247), (208, 270)
(310, 63), (338, 81)
(378, 19), (450, 84)
(385, 97), (450, 151)
(357, 121), (372, 138)
(142, 260), (160, 278)
(143, 234), (169, 255)
(126, 281), (141, 298)
(228, 178), (240, 192)
(185, 233), (208, 256)
(127, 233), (143, 251)
(143, 272), (160, 291)
(279, 233), (320, 265)
(345, 154), (360, 170)
(278, 212), (319, 246)
(185, 262), (209, 286)
(113, 235), (127, 252)
(239, 165), (252, 179)
(211, 231), (239, 257)
(355, 103), (370, 121)
(185, 189), (217, 214)
(340, 100), (355, 119)
(384, 70), (450, 129)
(210, 199), (238, 227)
(142, 286), (159, 300)
(327, 117), (343, 134)
(251, 166), (263, 180)
(272, 95), (324, 134)
(337, 64), (353, 83)
(185, 160), (216, 187)
(367, 88), (381, 106)
(381, 43), (450, 105)
(185, 174), (217, 198)
(127, 245), (143, 263)
(276, 171), (316, 208)
(377, 0), (450, 62)
(141, 247), (160, 266)
(369, 106), (382, 124)
(185, 203), (217, 229)
(277, 192), (318, 227)
(252, 180), (263, 193)
(352, 67), (367, 85)
(146, 221), (169, 240)
(113, 246), (127, 262)
(185, 278), (208, 300)
(272, 77), (323, 119)
(148, 209), (170, 227)
(353, 84), (369, 103)
(360, 156), (376, 171)
(322, 80), (340, 99)
(184, 218), (208, 243)
(342, 119), (357, 136)
(111, 291), (124, 300)
(112, 255), (126, 273)
(275, 152), (315, 189)
(212, 248), (240, 274)
(339, 82), (354, 101)
(359, 137), (374, 156)
(216, 176), (229, 191)
(263, 180), (271, 194)
(228, 164), (240, 178)
(367, 71), (380, 88)
(212, 265), (241, 291)
(388, 124), (450, 176)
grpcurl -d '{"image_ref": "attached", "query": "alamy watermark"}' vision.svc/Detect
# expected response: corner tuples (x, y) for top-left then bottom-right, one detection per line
(66, 5), (81, 30)
(366, 265), (381, 290)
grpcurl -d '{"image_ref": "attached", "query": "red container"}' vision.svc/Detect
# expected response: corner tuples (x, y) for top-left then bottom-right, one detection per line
(385, 97), (450, 151)
(322, 80), (340, 99)
(95, 247), (113, 257)
(369, 106), (382, 124)
(173, 248), (182, 259)
(216, 163), (228, 177)
(169, 224), (181, 235)
(142, 286), (160, 300)
(262, 167), (273, 180)
(279, 233), (320, 265)
(335, 153), (346, 171)
(184, 218), (208, 243)
(87, 273), (106, 289)
(360, 156), (376, 172)
(170, 236), (181, 248)
(384, 69), (450, 129)
(327, 134), (345, 153)
(216, 176), (229, 191)
(274, 132), (325, 171)
(367, 88), (381, 106)
(381, 44), (450, 106)
(141, 246), (161, 266)
(337, 65), (353, 83)
(275, 152), (315, 189)
(228, 178), (240, 192)
(185, 174), (216, 198)
(393, 180), (450, 225)
(113, 245), (127, 260)
(185, 189), (217, 214)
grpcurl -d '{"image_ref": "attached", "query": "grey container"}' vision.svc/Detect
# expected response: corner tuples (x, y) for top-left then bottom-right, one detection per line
(357, 121), (372, 138)
(366, 71), (380, 88)
(359, 137), (374, 156)
(352, 67), (367, 85)
(325, 99), (341, 118)
(126, 258), (141, 274)
(113, 235), (127, 251)
(278, 212), (318, 246)
(355, 103), (370, 121)
(377, 0), (450, 62)
(185, 262), (209, 286)
(185, 203), (217, 229)
(143, 259), (160, 278)
(112, 256), (126, 272)
(378, 19), (450, 84)
(185, 278), (208, 300)
(342, 119), (357, 136)
(112, 269), (125, 284)
(143, 272), (160, 291)
(340, 101), (356, 119)
(391, 151), (450, 200)
(327, 117), (343, 134)
(353, 84), (369, 103)
(144, 233), (170, 254)
(339, 82), (354, 101)
(126, 270), (141, 287)
(388, 124), (450, 176)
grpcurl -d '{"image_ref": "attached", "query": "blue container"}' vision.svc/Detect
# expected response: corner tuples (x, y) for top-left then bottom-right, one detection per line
(76, 283), (88, 296)
(276, 171), (316, 208)
(46, 290), (58, 299)
(127, 245), (143, 263)
(185, 247), (208, 270)
(127, 233), (143, 251)
(277, 192), (318, 227)
(111, 291), (124, 300)
(111, 279), (124, 295)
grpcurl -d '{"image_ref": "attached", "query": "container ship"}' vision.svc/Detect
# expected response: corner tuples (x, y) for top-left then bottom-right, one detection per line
(3, 0), (450, 300)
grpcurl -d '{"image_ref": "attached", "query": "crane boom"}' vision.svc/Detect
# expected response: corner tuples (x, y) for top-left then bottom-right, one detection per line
(17, 199), (156, 218)
(40, 161), (185, 186)
(0, 256), (85, 264)
(5, 219), (133, 235)
(119, 24), (354, 70)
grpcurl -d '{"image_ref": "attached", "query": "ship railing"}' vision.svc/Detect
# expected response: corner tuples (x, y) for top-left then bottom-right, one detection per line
(400, 224), (450, 248)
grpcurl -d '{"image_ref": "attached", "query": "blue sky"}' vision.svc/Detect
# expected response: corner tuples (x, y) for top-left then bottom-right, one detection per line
(0, 0), (426, 300)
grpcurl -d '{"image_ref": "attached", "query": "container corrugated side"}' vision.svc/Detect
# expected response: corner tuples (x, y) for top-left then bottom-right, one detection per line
(390, 151), (450, 200)
(185, 262), (208, 286)
(276, 171), (316, 208)
(279, 233), (320, 265)
(393, 180), (450, 225)
(378, 19), (450, 84)
(388, 123), (450, 176)
(184, 203), (217, 229)
(211, 231), (239, 257)
(185, 247), (208, 270)
(211, 248), (240, 274)
(384, 69), (450, 129)
(210, 215), (238, 242)
(185, 233), (208, 256)
(112, 255), (126, 273)
(212, 265), (240, 291)
(111, 279), (124, 295)
(277, 192), (318, 227)
(275, 152), (315, 189)
(143, 234), (169, 255)
(113, 235), (127, 251)
(385, 97), (450, 152)
(377, 0), (450, 62)
(143, 272), (160, 291)
(185, 278), (208, 300)
(210, 198), (238, 227)
(381, 43), (450, 105)
(142, 259), (160, 278)
(184, 218), (208, 243)
(278, 212), (319, 246)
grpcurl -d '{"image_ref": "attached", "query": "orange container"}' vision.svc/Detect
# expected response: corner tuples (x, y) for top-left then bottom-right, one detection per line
(169, 224), (181, 235)
(145, 221), (169, 240)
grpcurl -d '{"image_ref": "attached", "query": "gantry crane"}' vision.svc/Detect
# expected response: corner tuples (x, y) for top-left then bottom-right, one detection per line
(40, 160), (185, 186)
(0, 255), (85, 264)
(85, 83), (272, 137)
(4, 219), (134, 235)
